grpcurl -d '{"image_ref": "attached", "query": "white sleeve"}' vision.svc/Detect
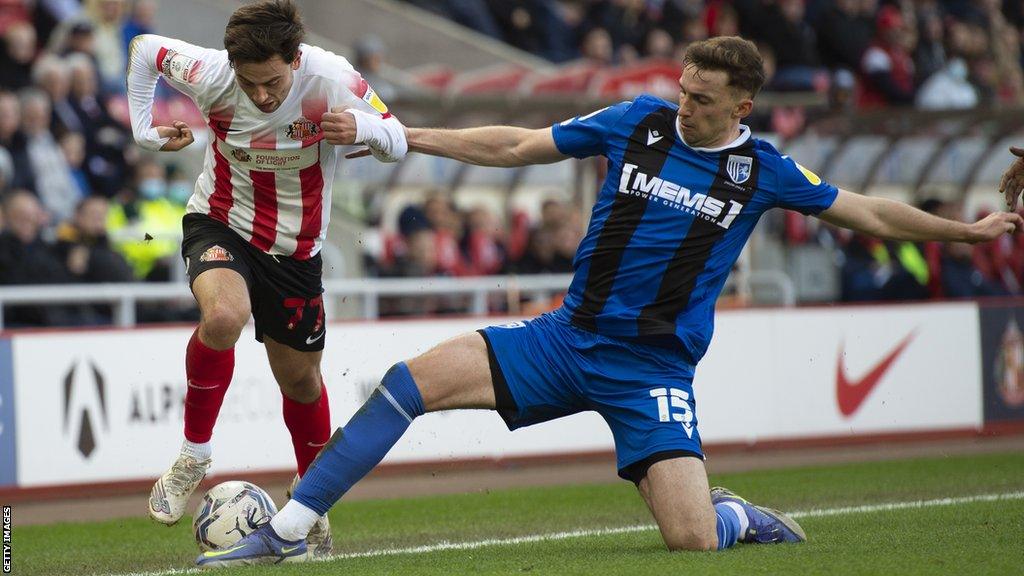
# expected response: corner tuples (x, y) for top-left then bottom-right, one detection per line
(126, 34), (219, 151)
(336, 66), (407, 162)
(349, 109), (408, 162)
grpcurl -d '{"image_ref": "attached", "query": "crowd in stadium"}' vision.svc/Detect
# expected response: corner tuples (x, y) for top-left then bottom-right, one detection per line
(0, 0), (1020, 327)
(407, 0), (1024, 108)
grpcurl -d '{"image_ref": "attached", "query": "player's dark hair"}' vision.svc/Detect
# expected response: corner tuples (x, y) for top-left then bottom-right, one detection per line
(224, 0), (304, 65)
(682, 36), (766, 97)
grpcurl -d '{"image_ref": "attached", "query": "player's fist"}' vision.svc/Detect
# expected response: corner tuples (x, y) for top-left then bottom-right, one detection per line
(321, 108), (358, 146)
(997, 146), (1024, 211)
(156, 121), (194, 151)
(967, 211), (1023, 243)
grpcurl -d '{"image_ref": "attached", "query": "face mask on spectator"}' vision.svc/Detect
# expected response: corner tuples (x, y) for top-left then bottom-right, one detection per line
(139, 178), (166, 200)
(168, 181), (192, 204)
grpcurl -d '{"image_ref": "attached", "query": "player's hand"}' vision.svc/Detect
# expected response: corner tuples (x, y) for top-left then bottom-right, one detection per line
(322, 107), (358, 146)
(156, 121), (194, 151)
(997, 146), (1024, 211)
(966, 211), (1023, 243)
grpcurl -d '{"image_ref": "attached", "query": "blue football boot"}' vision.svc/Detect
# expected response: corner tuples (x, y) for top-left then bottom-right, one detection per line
(196, 524), (308, 568)
(711, 486), (807, 544)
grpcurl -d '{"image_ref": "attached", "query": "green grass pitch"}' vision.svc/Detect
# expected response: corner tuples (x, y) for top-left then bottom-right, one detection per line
(14, 451), (1024, 576)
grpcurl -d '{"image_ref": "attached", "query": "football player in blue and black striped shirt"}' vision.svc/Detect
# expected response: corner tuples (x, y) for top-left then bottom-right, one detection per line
(200, 36), (1023, 567)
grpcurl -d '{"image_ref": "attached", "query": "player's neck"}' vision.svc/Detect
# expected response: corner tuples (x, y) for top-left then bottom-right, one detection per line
(677, 120), (748, 152)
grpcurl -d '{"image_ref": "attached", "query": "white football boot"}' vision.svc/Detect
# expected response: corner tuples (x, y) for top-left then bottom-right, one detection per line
(287, 474), (334, 558)
(148, 454), (211, 525)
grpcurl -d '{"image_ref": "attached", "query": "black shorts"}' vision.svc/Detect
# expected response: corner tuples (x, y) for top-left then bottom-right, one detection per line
(181, 213), (326, 352)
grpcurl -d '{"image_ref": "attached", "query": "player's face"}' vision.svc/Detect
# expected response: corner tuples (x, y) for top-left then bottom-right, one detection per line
(676, 64), (752, 148)
(234, 55), (300, 114)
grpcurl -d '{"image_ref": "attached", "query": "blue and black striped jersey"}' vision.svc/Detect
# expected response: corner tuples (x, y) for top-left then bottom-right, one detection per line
(550, 95), (838, 364)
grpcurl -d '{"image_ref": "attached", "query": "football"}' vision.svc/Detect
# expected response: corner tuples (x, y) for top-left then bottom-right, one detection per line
(192, 481), (278, 551)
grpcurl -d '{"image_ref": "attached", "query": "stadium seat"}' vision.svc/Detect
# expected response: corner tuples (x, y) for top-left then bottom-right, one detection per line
(446, 64), (531, 95)
(587, 58), (681, 100)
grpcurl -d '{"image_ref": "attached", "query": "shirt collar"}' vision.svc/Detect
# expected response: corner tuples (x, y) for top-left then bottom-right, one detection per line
(675, 121), (751, 152)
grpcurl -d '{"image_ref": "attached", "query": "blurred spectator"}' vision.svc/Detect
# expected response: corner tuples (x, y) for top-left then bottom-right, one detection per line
(107, 159), (184, 281)
(643, 28), (675, 59)
(839, 233), (930, 301)
(579, 26), (615, 66)
(0, 145), (12, 194)
(816, 0), (875, 72)
(404, 0), (503, 39)
(54, 195), (133, 284)
(913, 7), (945, 87)
(857, 5), (916, 107)
(979, 0), (1024, 105)
(705, 2), (740, 38)
(462, 205), (506, 275)
(423, 192), (466, 275)
(0, 190), (79, 326)
(59, 131), (92, 196)
(165, 163), (194, 206)
(0, 91), (33, 191)
(915, 24), (977, 110)
(32, 54), (82, 136)
(0, 22), (37, 91)
(19, 88), (81, 223)
(749, 0), (821, 71)
(122, 0), (157, 55)
(85, 0), (129, 93)
(67, 53), (131, 195)
(353, 35), (399, 103)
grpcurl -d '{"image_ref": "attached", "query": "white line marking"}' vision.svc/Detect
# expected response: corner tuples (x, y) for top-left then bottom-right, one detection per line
(106, 491), (1024, 576)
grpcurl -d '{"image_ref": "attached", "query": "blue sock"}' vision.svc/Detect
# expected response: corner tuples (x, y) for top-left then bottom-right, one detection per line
(292, 362), (425, 516)
(715, 502), (744, 550)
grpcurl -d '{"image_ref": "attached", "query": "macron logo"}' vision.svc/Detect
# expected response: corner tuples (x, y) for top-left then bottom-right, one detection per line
(647, 129), (663, 146)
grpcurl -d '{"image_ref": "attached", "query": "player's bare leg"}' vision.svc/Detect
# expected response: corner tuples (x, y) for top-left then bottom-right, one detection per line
(265, 336), (333, 557)
(406, 331), (497, 411)
(637, 457), (806, 549)
(637, 458), (718, 550)
(150, 269), (250, 525)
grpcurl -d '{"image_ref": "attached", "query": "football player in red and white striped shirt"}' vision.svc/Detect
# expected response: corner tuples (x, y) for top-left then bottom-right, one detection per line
(126, 0), (406, 556)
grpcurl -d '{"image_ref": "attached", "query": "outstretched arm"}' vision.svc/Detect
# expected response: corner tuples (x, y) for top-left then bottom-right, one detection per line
(819, 189), (1022, 243)
(998, 146), (1024, 211)
(405, 126), (567, 167)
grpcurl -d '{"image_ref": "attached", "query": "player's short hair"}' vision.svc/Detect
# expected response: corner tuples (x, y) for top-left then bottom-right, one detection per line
(682, 36), (766, 98)
(224, 0), (304, 65)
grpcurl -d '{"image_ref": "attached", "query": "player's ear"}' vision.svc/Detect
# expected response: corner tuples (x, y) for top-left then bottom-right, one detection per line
(733, 97), (753, 120)
(291, 51), (301, 70)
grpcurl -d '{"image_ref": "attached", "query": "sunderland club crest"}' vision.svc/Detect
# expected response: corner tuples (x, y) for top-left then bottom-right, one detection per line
(287, 117), (319, 141)
(726, 154), (752, 185)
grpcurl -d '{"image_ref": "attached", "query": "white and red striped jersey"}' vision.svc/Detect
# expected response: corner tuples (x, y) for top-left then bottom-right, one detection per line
(127, 34), (393, 259)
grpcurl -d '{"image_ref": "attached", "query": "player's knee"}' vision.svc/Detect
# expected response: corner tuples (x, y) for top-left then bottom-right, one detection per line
(199, 302), (249, 346)
(662, 526), (717, 552)
(279, 369), (321, 403)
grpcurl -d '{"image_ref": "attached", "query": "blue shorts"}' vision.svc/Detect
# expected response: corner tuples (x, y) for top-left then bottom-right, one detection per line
(479, 312), (703, 483)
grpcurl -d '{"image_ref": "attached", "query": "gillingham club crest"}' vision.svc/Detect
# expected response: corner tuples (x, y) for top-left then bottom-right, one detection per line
(726, 154), (752, 184)
(287, 117), (319, 141)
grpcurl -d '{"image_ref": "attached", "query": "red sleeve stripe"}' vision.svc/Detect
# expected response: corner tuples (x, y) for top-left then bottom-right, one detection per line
(156, 47), (168, 73)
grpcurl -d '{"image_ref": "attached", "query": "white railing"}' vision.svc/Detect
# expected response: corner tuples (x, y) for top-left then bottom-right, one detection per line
(0, 271), (795, 329)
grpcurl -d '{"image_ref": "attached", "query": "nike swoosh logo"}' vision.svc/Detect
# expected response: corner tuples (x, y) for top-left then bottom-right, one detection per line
(647, 129), (663, 146)
(202, 544), (246, 558)
(305, 331), (324, 345)
(280, 545), (301, 554)
(836, 331), (916, 417)
(187, 380), (219, 390)
(306, 441), (327, 448)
